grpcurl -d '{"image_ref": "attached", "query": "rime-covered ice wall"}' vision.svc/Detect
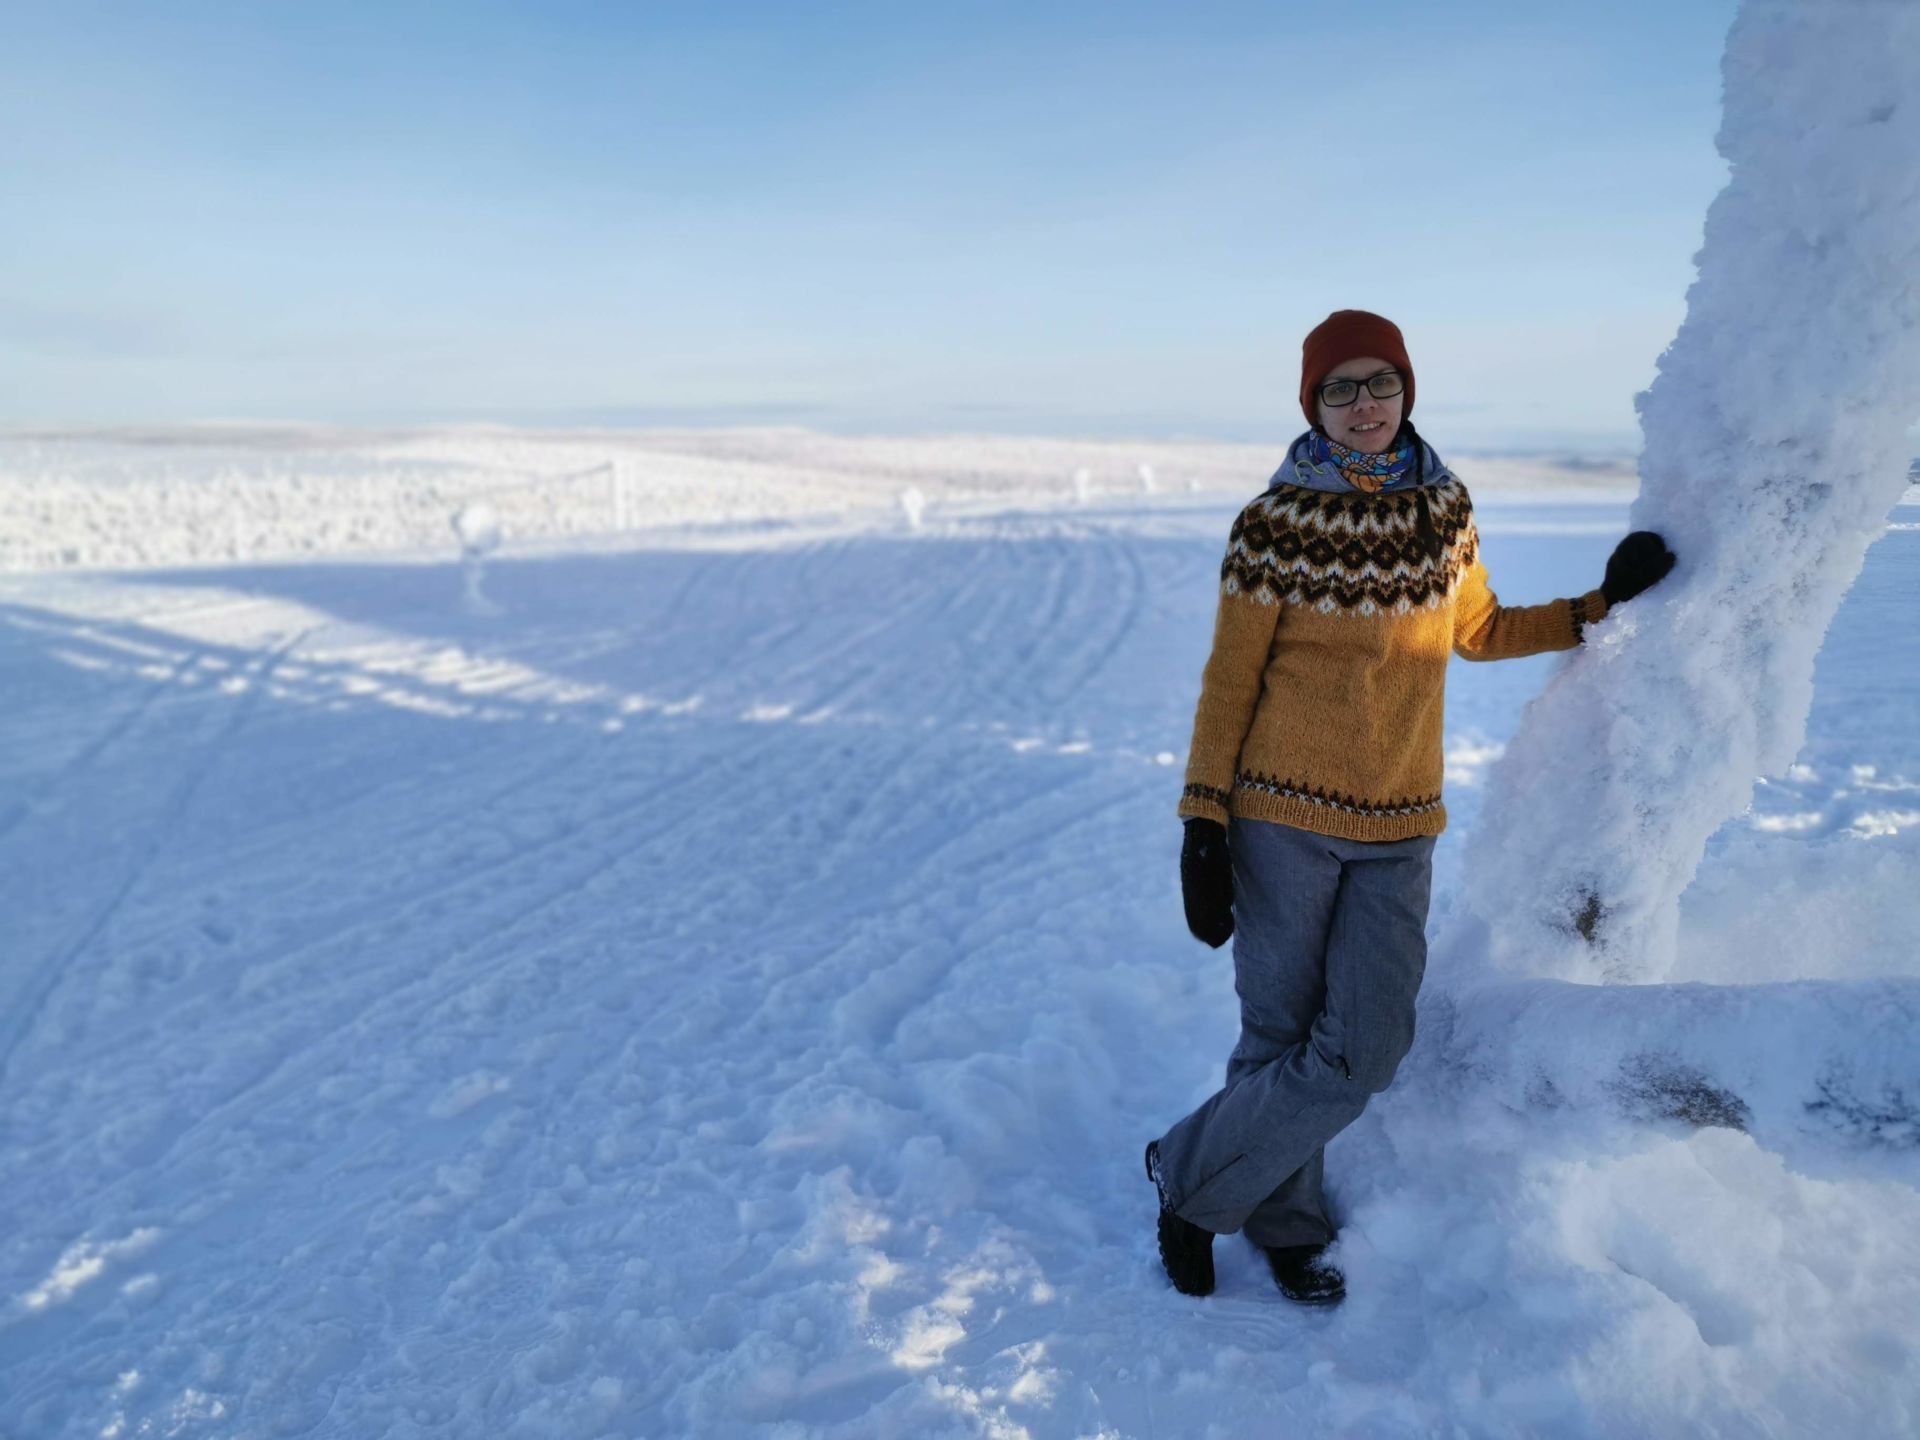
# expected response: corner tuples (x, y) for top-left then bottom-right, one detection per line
(1447, 0), (1920, 984)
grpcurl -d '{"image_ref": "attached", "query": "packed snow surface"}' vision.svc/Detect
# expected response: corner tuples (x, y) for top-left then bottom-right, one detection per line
(1, 426), (1916, 1437)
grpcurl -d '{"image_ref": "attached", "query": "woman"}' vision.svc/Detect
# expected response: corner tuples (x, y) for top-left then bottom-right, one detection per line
(1143, 310), (1675, 1304)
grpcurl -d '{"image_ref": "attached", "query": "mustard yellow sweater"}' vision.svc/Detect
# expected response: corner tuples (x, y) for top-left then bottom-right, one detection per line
(1178, 477), (1608, 841)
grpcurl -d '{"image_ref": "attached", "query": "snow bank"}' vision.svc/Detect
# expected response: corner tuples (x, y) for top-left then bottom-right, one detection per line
(0, 424), (1636, 575)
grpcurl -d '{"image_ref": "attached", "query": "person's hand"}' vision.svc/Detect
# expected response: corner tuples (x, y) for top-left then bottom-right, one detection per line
(1181, 818), (1234, 948)
(1602, 531), (1676, 607)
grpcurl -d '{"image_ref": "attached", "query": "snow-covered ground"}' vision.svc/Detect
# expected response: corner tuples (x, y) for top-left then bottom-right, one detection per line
(1, 430), (1916, 1437)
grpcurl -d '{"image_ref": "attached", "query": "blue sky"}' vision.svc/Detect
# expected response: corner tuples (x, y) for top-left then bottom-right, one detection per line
(1, 1), (1738, 446)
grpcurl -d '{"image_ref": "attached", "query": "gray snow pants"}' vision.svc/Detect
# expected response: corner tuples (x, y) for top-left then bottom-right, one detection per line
(1155, 816), (1436, 1244)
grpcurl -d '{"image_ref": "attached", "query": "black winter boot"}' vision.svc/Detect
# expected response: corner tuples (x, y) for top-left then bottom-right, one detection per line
(1145, 1141), (1214, 1296)
(1255, 1239), (1345, 1305)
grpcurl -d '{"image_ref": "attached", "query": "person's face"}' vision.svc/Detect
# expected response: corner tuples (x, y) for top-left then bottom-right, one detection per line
(1314, 355), (1406, 454)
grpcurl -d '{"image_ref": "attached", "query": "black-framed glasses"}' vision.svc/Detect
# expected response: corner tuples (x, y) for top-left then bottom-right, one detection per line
(1317, 370), (1404, 408)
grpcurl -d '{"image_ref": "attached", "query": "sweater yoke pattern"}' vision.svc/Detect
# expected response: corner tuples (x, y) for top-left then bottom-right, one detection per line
(1222, 480), (1476, 616)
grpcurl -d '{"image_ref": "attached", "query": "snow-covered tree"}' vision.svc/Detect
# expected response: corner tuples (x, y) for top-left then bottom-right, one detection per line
(1446, 0), (1920, 988)
(1413, 0), (1920, 1171)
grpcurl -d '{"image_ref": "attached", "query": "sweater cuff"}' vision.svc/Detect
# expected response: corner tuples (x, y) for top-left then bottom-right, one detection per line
(1570, 588), (1610, 642)
(1178, 781), (1232, 825)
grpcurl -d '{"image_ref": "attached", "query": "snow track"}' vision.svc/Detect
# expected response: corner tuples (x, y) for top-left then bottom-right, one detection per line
(0, 624), (310, 1084)
(2, 495), (1917, 1437)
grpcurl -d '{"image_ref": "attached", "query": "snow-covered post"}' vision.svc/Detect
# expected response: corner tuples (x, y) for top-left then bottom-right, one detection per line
(1138, 462), (1156, 494)
(610, 460), (630, 532)
(451, 502), (503, 615)
(1444, 0), (1920, 986)
(899, 486), (927, 530)
(224, 472), (244, 560)
(1073, 467), (1092, 505)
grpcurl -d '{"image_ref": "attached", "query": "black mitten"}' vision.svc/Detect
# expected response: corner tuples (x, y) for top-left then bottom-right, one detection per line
(1602, 531), (1676, 607)
(1180, 817), (1234, 949)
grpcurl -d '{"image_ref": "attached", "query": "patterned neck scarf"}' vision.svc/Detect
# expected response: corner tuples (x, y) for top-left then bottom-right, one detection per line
(1307, 429), (1417, 494)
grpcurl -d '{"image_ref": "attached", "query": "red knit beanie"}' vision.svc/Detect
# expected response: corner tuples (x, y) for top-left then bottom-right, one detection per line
(1299, 310), (1415, 429)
